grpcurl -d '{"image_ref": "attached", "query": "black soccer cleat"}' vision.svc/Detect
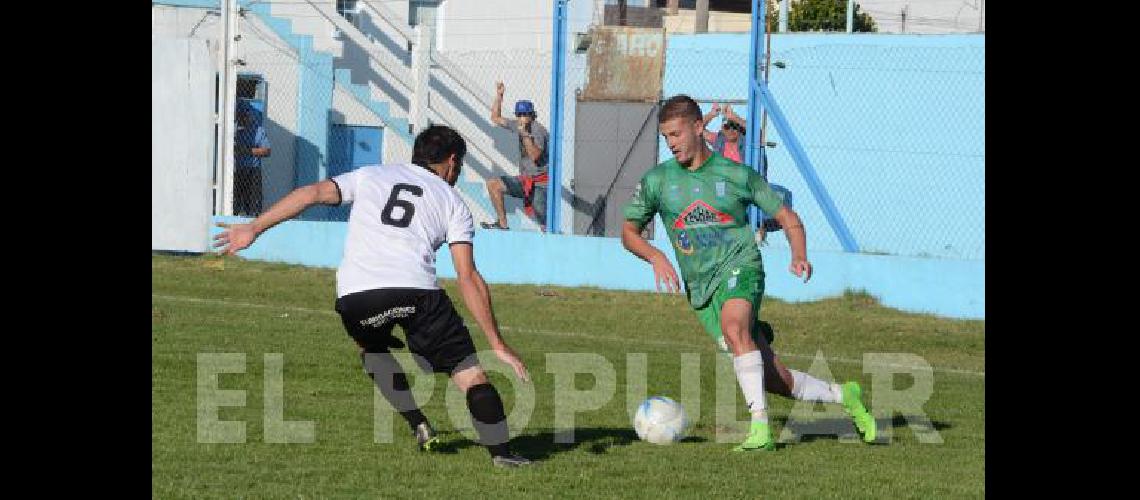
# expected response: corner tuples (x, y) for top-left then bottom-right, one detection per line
(413, 422), (440, 452)
(491, 453), (534, 468)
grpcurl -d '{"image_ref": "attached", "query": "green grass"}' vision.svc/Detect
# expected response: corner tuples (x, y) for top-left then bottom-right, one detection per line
(152, 254), (985, 498)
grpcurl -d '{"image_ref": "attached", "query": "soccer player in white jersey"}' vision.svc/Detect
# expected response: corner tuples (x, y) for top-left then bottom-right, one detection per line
(213, 125), (533, 467)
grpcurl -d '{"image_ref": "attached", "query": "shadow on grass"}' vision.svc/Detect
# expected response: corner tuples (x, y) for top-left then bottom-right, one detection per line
(768, 414), (952, 447)
(432, 427), (708, 459)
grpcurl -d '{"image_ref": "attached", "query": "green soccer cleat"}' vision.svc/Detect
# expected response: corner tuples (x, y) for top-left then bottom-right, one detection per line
(732, 421), (776, 452)
(841, 381), (877, 443)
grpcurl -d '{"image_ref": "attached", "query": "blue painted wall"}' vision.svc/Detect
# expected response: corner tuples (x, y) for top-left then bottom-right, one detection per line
(662, 34), (984, 260)
(212, 215), (984, 319)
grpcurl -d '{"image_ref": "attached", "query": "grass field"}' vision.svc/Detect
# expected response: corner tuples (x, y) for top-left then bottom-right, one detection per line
(152, 254), (985, 498)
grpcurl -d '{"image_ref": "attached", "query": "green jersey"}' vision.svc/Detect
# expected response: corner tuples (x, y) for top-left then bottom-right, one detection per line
(623, 152), (785, 308)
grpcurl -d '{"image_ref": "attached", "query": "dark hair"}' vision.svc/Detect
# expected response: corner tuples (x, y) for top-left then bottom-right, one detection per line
(412, 125), (467, 169)
(659, 94), (702, 124)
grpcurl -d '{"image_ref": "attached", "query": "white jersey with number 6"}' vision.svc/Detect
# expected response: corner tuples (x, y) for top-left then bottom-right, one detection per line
(330, 163), (474, 298)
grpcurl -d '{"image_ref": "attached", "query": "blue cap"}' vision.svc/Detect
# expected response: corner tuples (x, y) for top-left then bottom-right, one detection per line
(514, 100), (535, 115)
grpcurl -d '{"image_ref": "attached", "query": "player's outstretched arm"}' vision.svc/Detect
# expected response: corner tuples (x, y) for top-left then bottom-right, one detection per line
(621, 220), (681, 293)
(449, 242), (530, 382)
(212, 180), (341, 255)
(771, 206), (813, 282)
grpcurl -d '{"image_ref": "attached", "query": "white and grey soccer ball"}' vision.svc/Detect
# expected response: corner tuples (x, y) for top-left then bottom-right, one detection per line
(633, 396), (689, 445)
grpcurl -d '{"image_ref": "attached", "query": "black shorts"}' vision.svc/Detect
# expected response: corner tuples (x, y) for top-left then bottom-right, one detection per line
(334, 288), (478, 375)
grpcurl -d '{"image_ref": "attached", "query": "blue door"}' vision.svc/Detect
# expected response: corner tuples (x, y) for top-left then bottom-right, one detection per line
(327, 125), (383, 221)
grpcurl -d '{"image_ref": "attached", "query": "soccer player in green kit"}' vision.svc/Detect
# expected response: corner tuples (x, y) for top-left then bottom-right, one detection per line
(621, 95), (877, 451)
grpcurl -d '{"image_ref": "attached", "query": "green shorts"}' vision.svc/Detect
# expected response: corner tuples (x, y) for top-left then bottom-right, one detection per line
(693, 265), (774, 353)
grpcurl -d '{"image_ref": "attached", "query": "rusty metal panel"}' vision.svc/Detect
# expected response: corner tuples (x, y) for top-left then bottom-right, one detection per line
(580, 26), (666, 103)
(572, 101), (659, 237)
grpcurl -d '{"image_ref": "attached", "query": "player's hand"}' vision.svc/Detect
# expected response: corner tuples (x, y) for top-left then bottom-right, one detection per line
(650, 254), (682, 294)
(710, 102), (721, 115)
(494, 345), (530, 382)
(724, 104), (735, 118)
(789, 258), (812, 283)
(496, 81), (505, 96)
(213, 222), (257, 255)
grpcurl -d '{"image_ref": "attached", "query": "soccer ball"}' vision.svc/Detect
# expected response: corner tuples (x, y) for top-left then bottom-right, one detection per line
(633, 396), (689, 445)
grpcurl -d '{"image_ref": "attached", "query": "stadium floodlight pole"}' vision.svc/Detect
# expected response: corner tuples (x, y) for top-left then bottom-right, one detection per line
(546, 0), (568, 234)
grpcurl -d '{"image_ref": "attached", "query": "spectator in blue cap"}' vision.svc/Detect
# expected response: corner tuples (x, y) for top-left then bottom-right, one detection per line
(482, 81), (549, 230)
(234, 100), (271, 216)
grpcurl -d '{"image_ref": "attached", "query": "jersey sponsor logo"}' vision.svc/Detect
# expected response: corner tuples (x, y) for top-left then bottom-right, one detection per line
(716, 181), (726, 197)
(696, 230), (730, 248)
(360, 306), (416, 328)
(675, 230), (695, 255)
(673, 229), (730, 255)
(673, 200), (735, 229)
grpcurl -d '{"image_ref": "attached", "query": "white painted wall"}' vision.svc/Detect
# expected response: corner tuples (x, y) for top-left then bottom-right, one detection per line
(436, 0), (553, 52)
(152, 4), (300, 209)
(153, 37), (214, 252)
(154, 2), (415, 182)
(152, 5), (222, 58)
(429, 0), (572, 135)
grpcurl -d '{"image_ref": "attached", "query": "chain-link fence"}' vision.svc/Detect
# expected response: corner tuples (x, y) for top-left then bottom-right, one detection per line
(211, 1), (557, 229)
(663, 40), (984, 260)
(216, 8), (321, 220)
(425, 48), (556, 232)
(167, 0), (982, 257)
